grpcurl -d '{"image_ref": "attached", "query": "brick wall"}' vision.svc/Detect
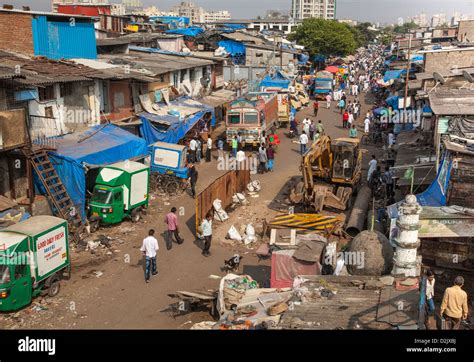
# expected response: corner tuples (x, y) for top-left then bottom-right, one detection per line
(0, 12), (34, 55)
(458, 20), (474, 42)
(424, 50), (474, 74)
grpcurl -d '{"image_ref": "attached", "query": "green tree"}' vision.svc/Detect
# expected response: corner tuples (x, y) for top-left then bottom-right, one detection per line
(288, 18), (357, 57)
(393, 22), (418, 34)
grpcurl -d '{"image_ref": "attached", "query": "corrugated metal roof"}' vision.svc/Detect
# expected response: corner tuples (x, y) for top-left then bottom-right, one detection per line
(0, 8), (98, 20)
(221, 32), (265, 44)
(429, 90), (474, 115)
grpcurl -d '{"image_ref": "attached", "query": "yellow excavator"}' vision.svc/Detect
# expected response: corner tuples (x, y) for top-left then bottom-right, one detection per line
(290, 135), (362, 212)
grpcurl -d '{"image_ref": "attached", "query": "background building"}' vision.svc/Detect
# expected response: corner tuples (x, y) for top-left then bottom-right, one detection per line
(171, 2), (205, 23)
(204, 10), (231, 23)
(431, 13), (448, 28)
(291, 0), (336, 20)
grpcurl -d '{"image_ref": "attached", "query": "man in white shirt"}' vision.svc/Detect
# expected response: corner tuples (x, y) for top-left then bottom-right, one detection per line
(299, 132), (309, 155)
(140, 229), (159, 283)
(364, 117), (371, 134)
(348, 112), (354, 127)
(189, 138), (197, 163)
(368, 155), (377, 182)
(201, 213), (213, 257)
(206, 137), (212, 162)
(236, 149), (246, 170)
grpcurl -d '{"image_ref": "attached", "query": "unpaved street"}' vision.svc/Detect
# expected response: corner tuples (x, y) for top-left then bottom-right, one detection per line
(1, 91), (378, 329)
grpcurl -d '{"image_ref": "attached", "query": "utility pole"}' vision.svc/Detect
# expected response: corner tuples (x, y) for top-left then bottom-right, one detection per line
(403, 33), (412, 122)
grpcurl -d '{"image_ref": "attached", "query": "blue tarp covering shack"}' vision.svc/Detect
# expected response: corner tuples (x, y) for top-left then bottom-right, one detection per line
(165, 26), (204, 37)
(259, 70), (291, 89)
(386, 95), (400, 110)
(387, 152), (452, 219)
(223, 24), (246, 30)
(384, 69), (405, 82)
(38, 124), (148, 221)
(138, 97), (215, 145)
(217, 40), (246, 56)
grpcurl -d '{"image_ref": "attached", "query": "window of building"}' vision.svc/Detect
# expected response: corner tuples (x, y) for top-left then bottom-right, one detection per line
(38, 85), (55, 101)
(190, 68), (196, 83)
(180, 69), (187, 83)
(256, 53), (263, 57)
(60, 83), (73, 98)
(44, 106), (54, 118)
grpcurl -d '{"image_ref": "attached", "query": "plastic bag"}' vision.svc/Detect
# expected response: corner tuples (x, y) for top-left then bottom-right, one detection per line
(247, 180), (262, 193)
(213, 199), (229, 221)
(232, 193), (247, 204)
(243, 223), (256, 245)
(227, 225), (242, 242)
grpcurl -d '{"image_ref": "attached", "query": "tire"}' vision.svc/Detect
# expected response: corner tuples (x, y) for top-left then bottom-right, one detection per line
(131, 208), (141, 223)
(90, 220), (100, 234)
(48, 276), (60, 297)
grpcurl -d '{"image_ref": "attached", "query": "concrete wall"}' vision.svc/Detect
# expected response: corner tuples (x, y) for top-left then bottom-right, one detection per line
(0, 12), (34, 55)
(245, 47), (294, 67)
(458, 20), (474, 42)
(424, 49), (474, 73)
(170, 67), (208, 97)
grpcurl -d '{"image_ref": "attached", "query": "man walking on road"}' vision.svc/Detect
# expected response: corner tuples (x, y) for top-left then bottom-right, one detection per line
(217, 137), (224, 161)
(299, 132), (309, 155)
(165, 207), (184, 250)
(206, 137), (212, 162)
(231, 136), (238, 158)
(188, 164), (198, 198)
(266, 144), (275, 172)
(313, 101), (319, 116)
(258, 145), (268, 174)
(140, 229), (159, 283)
(189, 138), (197, 163)
(342, 110), (350, 129)
(440, 276), (469, 330)
(367, 155), (377, 182)
(317, 120), (325, 135)
(201, 213), (213, 257)
(349, 124), (358, 138)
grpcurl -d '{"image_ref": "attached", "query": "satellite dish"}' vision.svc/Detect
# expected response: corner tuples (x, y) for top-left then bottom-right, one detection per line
(463, 70), (474, 83)
(433, 72), (446, 85)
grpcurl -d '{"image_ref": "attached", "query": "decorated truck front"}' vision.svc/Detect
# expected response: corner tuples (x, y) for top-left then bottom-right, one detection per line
(0, 216), (70, 311)
(226, 95), (278, 147)
(89, 161), (149, 230)
(314, 71), (334, 100)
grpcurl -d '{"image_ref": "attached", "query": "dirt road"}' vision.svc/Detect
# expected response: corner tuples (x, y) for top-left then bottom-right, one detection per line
(1, 91), (379, 329)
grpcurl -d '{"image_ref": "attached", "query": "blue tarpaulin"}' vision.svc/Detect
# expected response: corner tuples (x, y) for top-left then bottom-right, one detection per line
(223, 24), (246, 30)
(37, 124), (148, 221)
(165, 27), (204, 37)
(150, 16), (190, 28)
(386, 95), (399, 110)
(384, 69), (405, 82)
(217, 40), (246, 56)
(130, 45), (191, 56)
(298, 53), (310, 65)
(138, 97), (216, 145)
(387, 152), (452, 219)
(259, 70), (291, 89)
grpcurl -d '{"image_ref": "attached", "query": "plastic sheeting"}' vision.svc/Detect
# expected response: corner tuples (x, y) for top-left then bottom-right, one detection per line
(38, 124), (148, 221)
(386, 95), (399, 110)
(270, 249), (320, 288)
(387, 152), (452, 218)
(139, 110), (210, 145)
(165, 26), (204, 37)
(129, 46), (191, 56)
(223, 24), (246, 30)
(384, 69), (405, 82)
(217, 40), (246, 56)
(259, 70), (291, 89)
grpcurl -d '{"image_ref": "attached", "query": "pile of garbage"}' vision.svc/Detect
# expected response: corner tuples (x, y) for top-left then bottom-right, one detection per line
(227, 223), (257, 246)
(222, 275), (259, 310)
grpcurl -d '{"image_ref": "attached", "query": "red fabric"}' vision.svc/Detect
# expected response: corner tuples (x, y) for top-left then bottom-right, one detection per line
(343, 112), (349, 121)
(270, 250), (320, 288)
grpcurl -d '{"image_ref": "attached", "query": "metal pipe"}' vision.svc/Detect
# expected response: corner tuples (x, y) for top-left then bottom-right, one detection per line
(345, 186), (371, 237)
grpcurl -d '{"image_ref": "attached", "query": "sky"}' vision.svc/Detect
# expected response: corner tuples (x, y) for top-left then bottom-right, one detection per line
(5, 0), (474, 23)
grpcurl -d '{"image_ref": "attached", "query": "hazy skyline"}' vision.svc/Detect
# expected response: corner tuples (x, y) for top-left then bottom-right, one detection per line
(4, 0), (474, 23)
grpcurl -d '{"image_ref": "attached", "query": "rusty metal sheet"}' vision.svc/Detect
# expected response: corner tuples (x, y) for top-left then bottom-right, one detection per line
(195, 169), (250, 232)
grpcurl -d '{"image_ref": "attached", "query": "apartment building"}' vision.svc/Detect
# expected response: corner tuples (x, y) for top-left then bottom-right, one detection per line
(205, 10), (231, 23)
(291, 0), (336, 20)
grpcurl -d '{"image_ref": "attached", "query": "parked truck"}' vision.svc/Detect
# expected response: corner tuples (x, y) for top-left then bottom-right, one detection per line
(252, 90), (290, 127)
(313, 71), (334, 100)
(0, 216), (70, 311)
(226, 94), (279, 147)
(89, 161), (149, 232)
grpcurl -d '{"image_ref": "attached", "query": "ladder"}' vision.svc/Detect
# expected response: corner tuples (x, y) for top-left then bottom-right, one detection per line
(24, 147), (84, 243)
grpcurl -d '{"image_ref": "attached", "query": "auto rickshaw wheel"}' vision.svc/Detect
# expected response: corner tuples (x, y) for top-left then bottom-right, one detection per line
(131, 208), (141, 223)
(48, 277), (60, 297)
(90, 220), (100, 233)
